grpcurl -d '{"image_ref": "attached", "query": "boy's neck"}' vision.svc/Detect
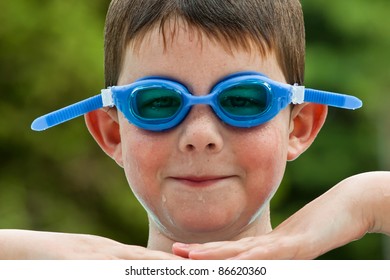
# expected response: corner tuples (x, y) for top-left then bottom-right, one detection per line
(146, 206), (272, 253)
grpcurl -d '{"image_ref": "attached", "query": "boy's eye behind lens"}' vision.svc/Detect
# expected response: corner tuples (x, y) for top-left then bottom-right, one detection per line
(136, 89), (181, 119)
(219, 85), (268, 116)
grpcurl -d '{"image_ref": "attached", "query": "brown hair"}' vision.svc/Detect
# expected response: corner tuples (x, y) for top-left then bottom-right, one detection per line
(104, 0), (305, 87)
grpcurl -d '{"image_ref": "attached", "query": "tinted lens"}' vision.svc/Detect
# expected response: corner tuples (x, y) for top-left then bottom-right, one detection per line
(218, 84), (268, 116)
(135, 88), (182, 119)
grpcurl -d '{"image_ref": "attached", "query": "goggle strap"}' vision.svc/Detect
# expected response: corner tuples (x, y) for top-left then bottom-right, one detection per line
(31, 94), (103, 131)
(304, 88), (363, 110)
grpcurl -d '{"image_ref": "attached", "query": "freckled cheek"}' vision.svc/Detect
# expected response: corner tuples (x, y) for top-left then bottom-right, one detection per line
(235, 127), (288, 202)
(120, 128), (171, 205)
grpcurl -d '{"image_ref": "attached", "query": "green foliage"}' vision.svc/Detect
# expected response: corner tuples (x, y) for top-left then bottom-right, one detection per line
(1, 0), (389, 258)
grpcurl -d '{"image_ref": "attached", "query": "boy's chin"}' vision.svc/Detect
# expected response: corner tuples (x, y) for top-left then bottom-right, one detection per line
(157, 209), (256, 243)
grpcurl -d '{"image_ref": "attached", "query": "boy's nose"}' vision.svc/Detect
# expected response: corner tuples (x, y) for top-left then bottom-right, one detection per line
(178, 105), (224, 154)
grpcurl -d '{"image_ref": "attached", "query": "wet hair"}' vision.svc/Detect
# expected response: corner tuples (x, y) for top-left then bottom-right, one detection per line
(104, 0), (305, 87)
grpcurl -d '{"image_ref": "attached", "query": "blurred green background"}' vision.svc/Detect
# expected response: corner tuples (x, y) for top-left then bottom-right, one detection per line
(1, 0), (389, 259)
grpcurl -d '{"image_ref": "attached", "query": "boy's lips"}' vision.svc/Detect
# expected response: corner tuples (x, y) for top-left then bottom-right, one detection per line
(169, 175), (235, 187)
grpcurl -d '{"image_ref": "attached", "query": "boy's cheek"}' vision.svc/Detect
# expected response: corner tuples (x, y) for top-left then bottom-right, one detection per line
(119, 124), (174, 181)
(237, 124), (289, 188)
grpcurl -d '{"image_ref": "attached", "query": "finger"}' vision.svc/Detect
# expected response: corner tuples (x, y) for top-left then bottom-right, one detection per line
(141, 250), (185, 260)
(172, 242), (226, 258)
(173, 241), (235, 259)
(229, 243), (295, 260)
(172, 243), (191, 258)
(178, 238), (255, 260)
(229, 236), (319, 260)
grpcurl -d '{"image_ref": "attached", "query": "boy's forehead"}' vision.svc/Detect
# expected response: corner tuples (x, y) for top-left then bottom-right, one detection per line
(120, 23), (285, 87)
(130, 20), (235, 56)
(130, 24), (210, 58)
(128, 17), (274, 63)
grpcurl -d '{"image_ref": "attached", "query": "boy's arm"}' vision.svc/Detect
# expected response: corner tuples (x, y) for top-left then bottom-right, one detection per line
(364, 172), (390, 234)
(173, 171), (390, 259)
(0, 230), (182, 259)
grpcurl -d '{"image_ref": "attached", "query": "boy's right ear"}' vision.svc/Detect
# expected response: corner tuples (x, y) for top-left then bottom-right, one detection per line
(84, 108), (123, 167)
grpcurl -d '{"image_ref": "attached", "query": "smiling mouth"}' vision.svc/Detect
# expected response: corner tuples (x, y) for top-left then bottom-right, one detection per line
(170, 176), (234, 187)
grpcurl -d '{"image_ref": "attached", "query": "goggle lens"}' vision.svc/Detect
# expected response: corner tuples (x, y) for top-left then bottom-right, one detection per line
(218, 84), (269, 116)
(135, 88), (182, 119)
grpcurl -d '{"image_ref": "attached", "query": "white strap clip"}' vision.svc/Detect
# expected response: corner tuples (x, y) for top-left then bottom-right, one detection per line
(291, 84), (305, 104)
(101, 88), (114, 107)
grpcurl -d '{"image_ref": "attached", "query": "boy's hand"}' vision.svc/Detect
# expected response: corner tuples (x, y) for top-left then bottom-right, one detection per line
(173, 172), (390, 259)
(0, 230), (182, 260)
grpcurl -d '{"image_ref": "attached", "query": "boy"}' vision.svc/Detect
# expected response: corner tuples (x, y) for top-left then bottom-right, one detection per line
(1, 0), (389, 259)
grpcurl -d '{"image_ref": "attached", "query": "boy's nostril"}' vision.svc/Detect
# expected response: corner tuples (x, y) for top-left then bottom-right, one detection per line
(186, 144), (195, 152)
(207, 143), (216, 150)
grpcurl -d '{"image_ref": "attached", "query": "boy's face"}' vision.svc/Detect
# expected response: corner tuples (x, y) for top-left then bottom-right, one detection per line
(88, 25), (325, 244)
(117, 27), (290, 242)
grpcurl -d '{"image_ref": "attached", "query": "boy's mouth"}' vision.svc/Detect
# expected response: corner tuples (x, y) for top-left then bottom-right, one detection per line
(169, 176), (235, 188)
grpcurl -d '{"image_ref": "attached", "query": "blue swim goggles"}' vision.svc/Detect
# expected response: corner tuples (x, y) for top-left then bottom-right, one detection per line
(31, 71), (362, 132)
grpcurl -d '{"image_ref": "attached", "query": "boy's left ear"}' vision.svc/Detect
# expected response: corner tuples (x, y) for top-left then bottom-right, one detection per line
(84, 108), (124, 167)
(287, 103), (327, 161)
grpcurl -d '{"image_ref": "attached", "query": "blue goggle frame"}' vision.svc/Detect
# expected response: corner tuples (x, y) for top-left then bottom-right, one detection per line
(31, 71), (362, 132)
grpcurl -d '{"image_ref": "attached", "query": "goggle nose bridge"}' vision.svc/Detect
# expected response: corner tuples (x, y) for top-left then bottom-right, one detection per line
(183, 92), (217, 107)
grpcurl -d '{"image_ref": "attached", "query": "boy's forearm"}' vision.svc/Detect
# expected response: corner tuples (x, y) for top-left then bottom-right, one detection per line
(0, 230), (32, 259)
(0, 229), (62, 259)
(0, 229), (184, 259)
(340, 171), (390, 236)
(363, 171), (390, 235)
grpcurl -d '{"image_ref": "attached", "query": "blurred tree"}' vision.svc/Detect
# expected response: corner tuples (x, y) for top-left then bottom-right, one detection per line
(0, 0), (389, 259)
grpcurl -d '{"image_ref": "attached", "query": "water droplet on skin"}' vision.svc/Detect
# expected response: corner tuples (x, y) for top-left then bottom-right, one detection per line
(197, 195), (205, 204)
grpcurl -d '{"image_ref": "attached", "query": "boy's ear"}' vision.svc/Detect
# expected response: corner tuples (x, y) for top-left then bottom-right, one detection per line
(287, 103), (328, 161)
(84, 108), (124, 167)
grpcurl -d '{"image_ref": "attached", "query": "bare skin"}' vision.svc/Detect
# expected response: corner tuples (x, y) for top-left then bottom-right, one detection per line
(172, 172), (390, 259)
